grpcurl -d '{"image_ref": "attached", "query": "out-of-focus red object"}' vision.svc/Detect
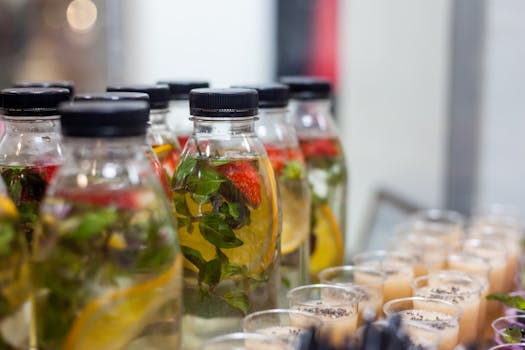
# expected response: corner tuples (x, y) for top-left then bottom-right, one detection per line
(307, 0), (338, 90)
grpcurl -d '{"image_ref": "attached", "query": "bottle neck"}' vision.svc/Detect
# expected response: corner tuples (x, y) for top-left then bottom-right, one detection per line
(289, 99), (331, 115)
(62, 135), (148, 161)
(3, 115), (61, 135)
(193, 117), (256, 137)
(150, 108), (169, 126)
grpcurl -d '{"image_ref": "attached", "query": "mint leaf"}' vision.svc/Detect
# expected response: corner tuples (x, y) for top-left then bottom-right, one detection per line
(199, 213), (243, 248)
(222, 262), (245, 279)
(487, 293), (525, 310)
(282, 160), (305, 180)
(227, 202), (241, 221)
(174, 157), (196, 184)
(210, 159), (231, 166)
(199, 259), (221, 287)
(181, 245), (206, 270)
(187, 167), (224, 195)
(0, 224), (14, 255)
(222, 291), (249, 314)
(67, 209), (117, 240)
(504, 325), (523, 343)
(174, 195), (190, 216)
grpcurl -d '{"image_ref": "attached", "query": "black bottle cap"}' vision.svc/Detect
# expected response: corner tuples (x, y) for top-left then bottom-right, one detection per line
(1, 87), (71, 116)
(279, 76), (331, 100)
(14, 81), (75, 97)
(59, 101), (149, 137)
(157, 80), (210, 100)
(231, 83), (289, 108)
(74, 92), (150, 105)
(106, 84), (170, 110)
(190, 88), (258, 117)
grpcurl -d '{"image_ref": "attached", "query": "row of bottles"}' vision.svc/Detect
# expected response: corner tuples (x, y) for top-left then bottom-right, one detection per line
(0, 77), (347, 349)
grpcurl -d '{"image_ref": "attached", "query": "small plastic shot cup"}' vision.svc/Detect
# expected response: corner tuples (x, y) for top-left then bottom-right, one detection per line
(318, 265), (386, 323)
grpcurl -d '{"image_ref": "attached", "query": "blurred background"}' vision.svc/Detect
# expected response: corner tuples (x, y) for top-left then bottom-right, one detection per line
(1, 0), (524, 258)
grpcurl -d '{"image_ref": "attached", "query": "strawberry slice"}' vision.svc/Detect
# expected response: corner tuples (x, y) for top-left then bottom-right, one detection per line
(217, 161), (261, 208)
(300, 138), (340, 159)
(57, 187), (155, 211)
(264, 144), (287, 175)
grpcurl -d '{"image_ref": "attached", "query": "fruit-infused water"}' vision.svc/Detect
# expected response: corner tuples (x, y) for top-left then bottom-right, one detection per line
(281, 77), (347, 279)
(242, 83), (311, 304)
(173, 89), (280, 349)
(0, 181), (30, 349)
(32, 101), (182, 350)
(0, 87), (69, 243)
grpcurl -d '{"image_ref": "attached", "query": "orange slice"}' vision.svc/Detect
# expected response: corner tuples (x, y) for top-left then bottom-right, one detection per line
(309, 204), (344, 280)
(63, 255), (182, 350)
(0, 194), (18, 219)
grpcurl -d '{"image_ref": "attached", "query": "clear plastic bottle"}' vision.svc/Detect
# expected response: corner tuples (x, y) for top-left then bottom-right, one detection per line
(172, 88), (280, 349)
(74, 91), (171, 195)
(0, 87), (69, 243)
(157, 80), (209, 148)
(107, 84), (182, 184)
(32, 101), (182, 350)
(280, 76), (348, 280)
(234, 83), (311, 305)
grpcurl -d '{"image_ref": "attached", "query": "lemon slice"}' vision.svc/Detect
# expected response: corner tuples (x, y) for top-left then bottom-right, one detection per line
(279, 182), (310, 255)
(0, 194), (18, 219)
(309, 204), (344, 280)
(63, 255), (182, 350)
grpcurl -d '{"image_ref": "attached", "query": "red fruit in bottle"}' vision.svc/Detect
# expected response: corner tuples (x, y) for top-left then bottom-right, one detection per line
(264, 144), (287, 175)
(299, 138), (340, 159)
(217, 161), (261, 208)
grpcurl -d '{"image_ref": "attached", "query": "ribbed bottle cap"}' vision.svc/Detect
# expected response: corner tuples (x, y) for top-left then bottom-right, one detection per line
(74, 92), (150, 104)
(279, 76), (331, 100)
(231, 83), (289, 108)
(106, 84), (170, 110)
(59, 101), (149, 137)
(14, 81), (75, 97)
(157, 80), (210, 100)
(1, 87), (71, 116)
(190, 88), (258, 117)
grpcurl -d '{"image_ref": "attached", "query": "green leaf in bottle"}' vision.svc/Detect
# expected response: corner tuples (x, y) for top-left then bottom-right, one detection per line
(199, 259), (221, 287)
(65, 208), (118, 240)
(181, 245), (206, 270)
(186, 167), (225, 195)
(199, 213), (243, 248)
(174, 158), (197, 184)
(222, 291), (249, 314)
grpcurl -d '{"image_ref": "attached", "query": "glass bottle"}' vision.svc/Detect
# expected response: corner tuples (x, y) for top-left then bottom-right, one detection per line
(0, 87), (69, 244)
(157, 80), (209, 147)
(280, 77), (348, 280)
(74, 91), (171, 196)
(32, 101), (182, 350)
(14, 80), (75, 98)
(172, 88), (280, 349)
(107, 84), (182, 186)
(0, 176), (30, 350)
(235, 83), (311, 305)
